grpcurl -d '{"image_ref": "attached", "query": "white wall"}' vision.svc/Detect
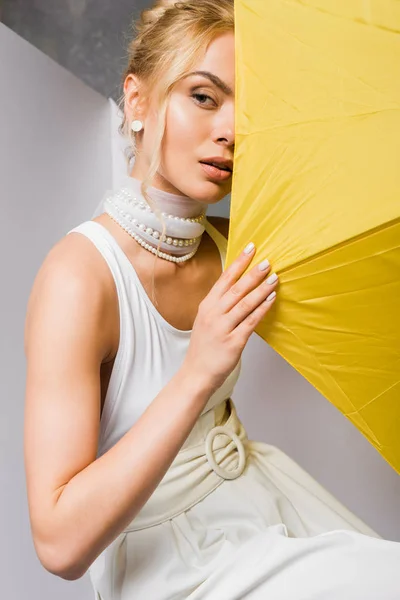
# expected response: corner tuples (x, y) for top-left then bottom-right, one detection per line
(0, 23), (112, 600)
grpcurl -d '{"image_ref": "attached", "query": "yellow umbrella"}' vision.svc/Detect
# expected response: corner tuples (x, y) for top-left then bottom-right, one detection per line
(228, 0), (400, 473)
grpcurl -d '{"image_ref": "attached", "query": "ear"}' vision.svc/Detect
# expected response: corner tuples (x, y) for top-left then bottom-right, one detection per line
(123, 74), (149, 124)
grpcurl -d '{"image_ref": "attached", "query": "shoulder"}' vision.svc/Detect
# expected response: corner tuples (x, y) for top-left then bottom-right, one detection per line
(25, 231), (117, 363)
(38, 231), (114, 298)
(207, 216), (230, 239)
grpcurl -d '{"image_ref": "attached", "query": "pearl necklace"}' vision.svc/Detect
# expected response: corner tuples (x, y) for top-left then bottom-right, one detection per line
(103, 178), (208, 263)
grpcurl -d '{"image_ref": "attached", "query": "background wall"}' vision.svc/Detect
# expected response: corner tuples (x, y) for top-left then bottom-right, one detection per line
(0, 0), (145, 100)
(0, 23), (112, 600)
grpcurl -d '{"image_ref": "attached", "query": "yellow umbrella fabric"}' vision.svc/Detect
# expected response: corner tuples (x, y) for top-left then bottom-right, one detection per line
(228, 0), (400, 473)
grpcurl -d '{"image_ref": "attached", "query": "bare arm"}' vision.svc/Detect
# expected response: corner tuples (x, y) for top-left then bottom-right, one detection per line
(24, 235), (214, 581)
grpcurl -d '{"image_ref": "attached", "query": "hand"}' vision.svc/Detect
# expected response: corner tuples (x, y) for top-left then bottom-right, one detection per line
(182, 242), (278, 392)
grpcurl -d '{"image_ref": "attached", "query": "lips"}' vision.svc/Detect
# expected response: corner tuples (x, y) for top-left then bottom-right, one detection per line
(200, 157), (233, 172)
(200, 162), (233, 181)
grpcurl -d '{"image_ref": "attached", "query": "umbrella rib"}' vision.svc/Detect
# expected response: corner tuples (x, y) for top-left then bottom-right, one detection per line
(346, 379), (400, 416)
(239, 108), (400, 135)
(288, 0), (400, 35)
(278, 214), (400, 276)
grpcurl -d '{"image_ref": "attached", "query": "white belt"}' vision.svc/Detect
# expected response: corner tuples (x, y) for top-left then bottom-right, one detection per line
(123, 398), (249, 532)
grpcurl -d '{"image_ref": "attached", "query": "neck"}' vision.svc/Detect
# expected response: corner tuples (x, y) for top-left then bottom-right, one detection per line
(102, 174), (208, 262)
(122, 174), (205, 219)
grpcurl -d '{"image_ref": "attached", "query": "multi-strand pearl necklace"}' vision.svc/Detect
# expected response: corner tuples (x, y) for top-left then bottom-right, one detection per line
(103, 176), (208, 263)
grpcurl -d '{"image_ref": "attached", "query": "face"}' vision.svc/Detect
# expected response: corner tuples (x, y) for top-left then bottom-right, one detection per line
(124, 31), (235, 204)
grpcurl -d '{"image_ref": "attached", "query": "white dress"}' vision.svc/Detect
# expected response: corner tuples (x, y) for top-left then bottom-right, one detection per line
(67, 218), (400, 600)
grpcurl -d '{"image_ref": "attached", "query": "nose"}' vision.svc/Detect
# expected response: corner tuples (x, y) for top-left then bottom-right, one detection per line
(212, 104), (235, 148)
(216, 128), (234, 147)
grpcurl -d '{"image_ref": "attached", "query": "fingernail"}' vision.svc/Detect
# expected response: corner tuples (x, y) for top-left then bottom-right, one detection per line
(244, 242), (255, 254)
(266, 272), (278, 284)
(258, 259), (270, 271)
(266, 291), (276, 302)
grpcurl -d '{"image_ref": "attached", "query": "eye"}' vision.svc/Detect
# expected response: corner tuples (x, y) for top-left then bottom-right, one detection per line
(191, 92), (217, 107)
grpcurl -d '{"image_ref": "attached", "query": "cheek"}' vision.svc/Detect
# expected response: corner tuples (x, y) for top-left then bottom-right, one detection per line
(165, 99), (200, 146)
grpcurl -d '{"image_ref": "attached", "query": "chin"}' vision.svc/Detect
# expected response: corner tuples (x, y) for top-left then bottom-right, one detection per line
(165, 171), (231, 203)
(191, 181), (232, 204)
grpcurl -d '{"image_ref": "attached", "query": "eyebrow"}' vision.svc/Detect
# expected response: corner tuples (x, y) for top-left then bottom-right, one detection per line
(185, 70), (233, 96)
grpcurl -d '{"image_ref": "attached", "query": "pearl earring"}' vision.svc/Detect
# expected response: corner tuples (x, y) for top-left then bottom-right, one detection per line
(131, 119), (143, 133)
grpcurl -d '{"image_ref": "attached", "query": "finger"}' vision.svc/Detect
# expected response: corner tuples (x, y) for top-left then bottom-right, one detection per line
(203, 242), (257, 304)
(221, 260), (273, 314)
(227, 275), (279, 331)
(233, 286), (277, 339)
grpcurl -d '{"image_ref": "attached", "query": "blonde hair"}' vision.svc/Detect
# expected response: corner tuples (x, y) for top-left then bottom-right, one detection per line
(117, 0), (234, 304)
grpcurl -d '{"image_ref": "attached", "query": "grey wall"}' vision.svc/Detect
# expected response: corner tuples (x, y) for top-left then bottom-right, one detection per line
(0, 23), (112, 599)
(1, 0), (148, 101)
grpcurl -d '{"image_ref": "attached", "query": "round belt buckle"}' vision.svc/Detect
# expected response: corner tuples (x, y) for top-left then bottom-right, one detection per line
(205, 425), (246, 480)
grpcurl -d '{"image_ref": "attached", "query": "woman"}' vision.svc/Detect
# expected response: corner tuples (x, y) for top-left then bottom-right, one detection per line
(24, 1), (400, 598)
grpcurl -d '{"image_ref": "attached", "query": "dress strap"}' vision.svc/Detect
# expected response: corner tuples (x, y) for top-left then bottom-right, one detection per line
(204, 218), (228, 270)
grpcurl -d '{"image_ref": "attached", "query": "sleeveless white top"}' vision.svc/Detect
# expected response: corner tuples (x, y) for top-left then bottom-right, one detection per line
(67, 218), (242, 459)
